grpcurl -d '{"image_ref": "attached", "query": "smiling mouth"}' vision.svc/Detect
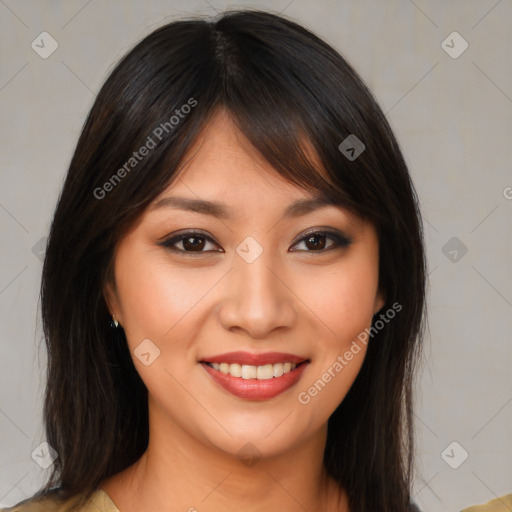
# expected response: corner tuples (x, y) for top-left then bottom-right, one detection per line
(199, 351), (310, 400)
(202, 361), (309, 380)
(200, 356), (310, 400)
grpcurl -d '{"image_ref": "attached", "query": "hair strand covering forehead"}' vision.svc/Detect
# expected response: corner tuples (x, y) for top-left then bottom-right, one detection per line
(210, 12), (405, 223)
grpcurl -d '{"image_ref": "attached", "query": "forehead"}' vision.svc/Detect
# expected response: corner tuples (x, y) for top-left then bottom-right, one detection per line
(145, 110), (365, 233)
(156, 108), (326, 204)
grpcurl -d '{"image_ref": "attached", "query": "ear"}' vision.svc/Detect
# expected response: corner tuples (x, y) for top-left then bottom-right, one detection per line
(373, 288), (386, 316)
(104, 281), (121, 322)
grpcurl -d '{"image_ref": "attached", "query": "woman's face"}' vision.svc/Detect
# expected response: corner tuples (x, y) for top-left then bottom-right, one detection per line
(107, 109), (384, 460)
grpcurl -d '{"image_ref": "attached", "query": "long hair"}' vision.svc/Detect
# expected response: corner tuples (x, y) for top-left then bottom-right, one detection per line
(34, 9), (426, 512)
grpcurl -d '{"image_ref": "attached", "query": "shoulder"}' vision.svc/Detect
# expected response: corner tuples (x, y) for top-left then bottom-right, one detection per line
(0, 493), (63, 512)
(0, 491), (64, 512)
(460, 493), (512, 512)
(0, 489), (119, 512)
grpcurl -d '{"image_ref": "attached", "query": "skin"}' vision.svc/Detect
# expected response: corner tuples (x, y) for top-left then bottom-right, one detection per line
(101, 109), (384, 512)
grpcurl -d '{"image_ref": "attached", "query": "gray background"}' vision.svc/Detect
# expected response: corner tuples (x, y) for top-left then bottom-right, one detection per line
(1, 1), (511, 511)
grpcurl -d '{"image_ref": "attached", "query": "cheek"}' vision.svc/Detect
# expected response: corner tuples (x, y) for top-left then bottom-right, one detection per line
(294, 250), (379, 413)
(112, 247), (219, 404)
(299, 255), (380, 348)
(114, 247), (217, 343)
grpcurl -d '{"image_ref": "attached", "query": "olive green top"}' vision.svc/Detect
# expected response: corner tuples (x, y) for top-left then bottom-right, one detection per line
(460, 493), (512, 512)
(3, 489), (512, 511)
(0, 489), (119, 512)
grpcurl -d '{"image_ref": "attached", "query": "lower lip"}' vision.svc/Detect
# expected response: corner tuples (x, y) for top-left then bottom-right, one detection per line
(201, 362), (309, 400)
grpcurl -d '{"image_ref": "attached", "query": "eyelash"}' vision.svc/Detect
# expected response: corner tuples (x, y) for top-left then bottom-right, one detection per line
(158, 229), (352, 256)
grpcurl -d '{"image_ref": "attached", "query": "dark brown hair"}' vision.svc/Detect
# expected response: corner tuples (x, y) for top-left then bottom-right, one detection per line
(32, 9), (425, 512)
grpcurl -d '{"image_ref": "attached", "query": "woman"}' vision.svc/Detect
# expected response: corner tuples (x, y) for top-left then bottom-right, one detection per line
(2, 9), (426, 512)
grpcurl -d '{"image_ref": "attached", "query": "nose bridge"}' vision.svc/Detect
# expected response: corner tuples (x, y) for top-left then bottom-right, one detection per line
(239, 251), (280, 302)
(218, 242), (296, 337)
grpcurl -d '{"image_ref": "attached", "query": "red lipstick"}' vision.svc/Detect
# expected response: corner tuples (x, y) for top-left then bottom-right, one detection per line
(200, 351), (309, 401)
(201, 351), (307, 366)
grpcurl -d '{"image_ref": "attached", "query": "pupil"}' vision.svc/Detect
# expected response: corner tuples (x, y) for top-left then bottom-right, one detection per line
(184, 236), (205, 251)
(306, 234), (326, 250)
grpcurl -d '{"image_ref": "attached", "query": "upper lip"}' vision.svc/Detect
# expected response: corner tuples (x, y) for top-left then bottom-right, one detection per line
(200, 351), (308, 366)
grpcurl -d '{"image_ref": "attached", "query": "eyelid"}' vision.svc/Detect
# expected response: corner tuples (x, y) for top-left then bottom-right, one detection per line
(289, 227), (352, 252)
(158, 229), (222, 254)
(158, 228), (213, 244)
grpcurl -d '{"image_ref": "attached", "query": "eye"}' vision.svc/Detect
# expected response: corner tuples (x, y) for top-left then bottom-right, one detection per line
(159, 228), (352, 255)
(290, 230), (352, 252)
(159, 230), (222, 254)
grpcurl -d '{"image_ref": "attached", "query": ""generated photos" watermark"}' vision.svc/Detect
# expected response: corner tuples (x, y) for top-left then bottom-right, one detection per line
(93, 97), (198, 200)
(297, 301), (402, 405)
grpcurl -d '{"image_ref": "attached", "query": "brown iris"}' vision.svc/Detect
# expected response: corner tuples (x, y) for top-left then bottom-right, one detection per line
(182, 235), (206, 251)
(304, 234), (327, 251)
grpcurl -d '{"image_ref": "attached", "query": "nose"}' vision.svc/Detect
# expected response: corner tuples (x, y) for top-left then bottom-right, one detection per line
(217, 249), (297, 339)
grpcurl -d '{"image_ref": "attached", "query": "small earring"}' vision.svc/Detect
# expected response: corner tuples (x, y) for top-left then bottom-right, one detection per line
(110, 314), (119, 328)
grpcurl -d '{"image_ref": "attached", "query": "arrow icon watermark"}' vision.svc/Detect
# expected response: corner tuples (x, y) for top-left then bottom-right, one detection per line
(338, 134), (365, 161)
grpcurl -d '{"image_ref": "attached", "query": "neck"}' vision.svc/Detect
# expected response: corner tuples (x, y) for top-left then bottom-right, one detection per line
(101, 402), (348, 512)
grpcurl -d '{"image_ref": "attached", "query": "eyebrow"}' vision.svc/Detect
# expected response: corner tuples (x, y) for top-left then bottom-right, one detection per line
(150, 195), (339, 220)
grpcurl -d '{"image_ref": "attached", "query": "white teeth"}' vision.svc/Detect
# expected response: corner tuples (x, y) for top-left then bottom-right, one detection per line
(230, 363), (242, 377)
(273, 363), (284, 377)
(256, 364), (274, 380)
(208, 361), (300, 379)
(241, 365), (257, 379)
